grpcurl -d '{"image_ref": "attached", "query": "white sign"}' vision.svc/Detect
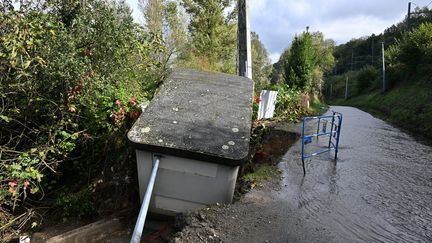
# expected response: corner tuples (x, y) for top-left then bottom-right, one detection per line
(257, 90), (278, 120)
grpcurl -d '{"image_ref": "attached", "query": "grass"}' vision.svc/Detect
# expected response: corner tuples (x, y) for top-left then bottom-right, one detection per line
(242, 165), (281, 189)
(330, 80), (432, 140)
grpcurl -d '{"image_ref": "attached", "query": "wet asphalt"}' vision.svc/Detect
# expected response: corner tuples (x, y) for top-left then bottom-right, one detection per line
(253, 106), (432, 242)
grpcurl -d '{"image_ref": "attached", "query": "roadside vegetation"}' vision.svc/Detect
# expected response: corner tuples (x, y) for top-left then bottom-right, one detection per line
(0, 0), (243, 240)
(326, 6), (432, 140)
(0, 0), (168, 239)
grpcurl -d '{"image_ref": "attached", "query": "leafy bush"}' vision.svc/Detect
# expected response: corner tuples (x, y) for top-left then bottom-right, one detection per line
(357, 66), (378, 92)
(386, 22), (432, 84)
(325, 71), (359, 99)
(55, 188), (96, 220)
(274, 84), (308, 122)
(0, 1), (165, 237)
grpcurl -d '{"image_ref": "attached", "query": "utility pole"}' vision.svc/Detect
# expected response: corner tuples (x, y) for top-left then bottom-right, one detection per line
(381, 42), (386, 92)
(351, 51), (354, 71)
(345, 76), (349, 100)
(407, 2), (412, 29)
(330, 81), (333, 99)
(371, 37), (375, 66)
(238, 0), (252, 79)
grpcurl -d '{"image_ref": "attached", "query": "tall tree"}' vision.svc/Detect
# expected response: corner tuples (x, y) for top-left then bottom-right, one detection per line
(140, 0), (164, 35)
(283, 30), (334, 93)
(140, 0), (188, 67)
(251, 32), (271, 88)
(180, 0), (237, 73)
(163, 1), (188, 65)
(284, 31), (315, 90)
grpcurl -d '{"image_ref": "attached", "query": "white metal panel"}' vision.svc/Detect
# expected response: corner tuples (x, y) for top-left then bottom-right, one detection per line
(257, 90), (278, 120)
(158, 154), (218, 178)
(136, 150), (239, 215)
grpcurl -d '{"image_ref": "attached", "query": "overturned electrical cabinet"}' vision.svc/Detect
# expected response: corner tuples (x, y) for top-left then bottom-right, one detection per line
(128, 68), (253, 216)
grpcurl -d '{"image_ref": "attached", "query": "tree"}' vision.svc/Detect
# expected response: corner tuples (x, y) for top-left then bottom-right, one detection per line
(163, 1), (188, 65)
(283, 30), (334, 93)
(251, 32), (272, 88)
(270, 48), (290, 84)
(140, 0), (164, 35)
(284, 31), (315, 91)
(139, 0), (188, 66)
(179, 0), (237, 73)
(311, 32), (335, 94)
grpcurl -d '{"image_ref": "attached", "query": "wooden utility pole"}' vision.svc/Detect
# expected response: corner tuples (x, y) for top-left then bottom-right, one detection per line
(238, 0), (252, 79)
(407, 2), (412, 29)
(345, 76), (349, 100)
(371, 36), (375, 66)
(330, 81), (333, 99)
(381, 42), (386, 92)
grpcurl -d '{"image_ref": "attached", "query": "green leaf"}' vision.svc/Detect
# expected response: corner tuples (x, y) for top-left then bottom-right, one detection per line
(30, 187), (39, 194)
(23, 60), (31, 69)
(0, 115), (11, 123)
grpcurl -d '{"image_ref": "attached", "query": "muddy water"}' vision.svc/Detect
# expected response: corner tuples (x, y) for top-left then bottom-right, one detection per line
(273, 106), (432, 242)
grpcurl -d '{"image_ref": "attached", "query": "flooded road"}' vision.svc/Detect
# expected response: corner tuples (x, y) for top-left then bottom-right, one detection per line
(174, 106), (432, 243)
(267, 106), (432, 242)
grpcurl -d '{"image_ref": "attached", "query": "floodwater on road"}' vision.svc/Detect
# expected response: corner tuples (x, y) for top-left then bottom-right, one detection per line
(271, 106), (432, 242)
(172, 106), (432, 243)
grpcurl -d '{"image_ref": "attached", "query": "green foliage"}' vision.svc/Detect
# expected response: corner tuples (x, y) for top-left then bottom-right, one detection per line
(357, 66), (379, 92)
(0, 0), (165, 235)
(274, 84), (308, 122)
(282, 31), (334, 93)
(284, 31), (315, 90)
(270, 48), (290, 84)
(251, 32), (272, 90)
(55, 188), (96, 220)
(179, 0), (237, 73)
(390, 23), (432, 75)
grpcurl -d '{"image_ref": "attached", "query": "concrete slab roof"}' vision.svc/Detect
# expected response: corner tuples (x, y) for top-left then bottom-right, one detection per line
(128, 68), (253, 166)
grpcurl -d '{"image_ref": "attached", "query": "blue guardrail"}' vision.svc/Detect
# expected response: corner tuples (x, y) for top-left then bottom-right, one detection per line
(301, 111), (343, 175)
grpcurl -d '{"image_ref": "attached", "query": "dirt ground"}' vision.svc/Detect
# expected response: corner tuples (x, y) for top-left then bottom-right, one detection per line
(171, 178), (282, 243)
(171, 122), (299, 243)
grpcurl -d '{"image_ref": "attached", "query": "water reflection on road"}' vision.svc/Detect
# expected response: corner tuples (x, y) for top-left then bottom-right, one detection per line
(277, 106), (432, 242)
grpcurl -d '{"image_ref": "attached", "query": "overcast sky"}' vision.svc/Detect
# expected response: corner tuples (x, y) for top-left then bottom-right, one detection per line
(126, 0), (430, 63)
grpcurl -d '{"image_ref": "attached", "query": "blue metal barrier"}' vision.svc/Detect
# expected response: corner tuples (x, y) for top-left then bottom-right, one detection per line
(301, 111), (342, 175)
